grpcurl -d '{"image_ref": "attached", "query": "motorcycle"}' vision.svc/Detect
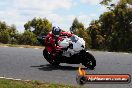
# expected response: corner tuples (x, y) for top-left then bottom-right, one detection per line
(37, 33), (96, 69)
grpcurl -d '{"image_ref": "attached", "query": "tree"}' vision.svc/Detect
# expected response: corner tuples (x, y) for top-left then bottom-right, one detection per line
(87, 0), (132, 51)
(70, 18), (85, 34)
(0, 30), (10, 44)
(8, 24), (19, 44)
(88, 20), (105, 49)
(0, 21), (7, 31)
(99, 0), (132, 51)
(71, 18), (91, 48)
(24, 17), (52, 36)
(0, 21), (19, 44)
(18, 30), (37, 45)
(100, 0), (112, 5)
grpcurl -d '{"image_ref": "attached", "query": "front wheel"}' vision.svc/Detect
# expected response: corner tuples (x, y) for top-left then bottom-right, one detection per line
(43, 49), (60, 66)
(82, 52), (96, 70)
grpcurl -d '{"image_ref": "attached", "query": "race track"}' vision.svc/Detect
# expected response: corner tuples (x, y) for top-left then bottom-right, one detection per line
(0, 46), (131, 88)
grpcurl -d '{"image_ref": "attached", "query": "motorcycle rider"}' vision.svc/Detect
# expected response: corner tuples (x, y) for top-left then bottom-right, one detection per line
(45, 26), (73, 60)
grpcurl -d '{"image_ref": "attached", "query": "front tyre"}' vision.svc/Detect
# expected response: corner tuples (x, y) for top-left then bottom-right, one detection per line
(43, 49), (60, 66)
(83, 52), (96, 70)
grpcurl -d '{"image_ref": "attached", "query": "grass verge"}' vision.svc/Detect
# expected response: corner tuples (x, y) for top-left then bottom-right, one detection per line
(0, 44), (43, 49)
(0, 78), (80, 88)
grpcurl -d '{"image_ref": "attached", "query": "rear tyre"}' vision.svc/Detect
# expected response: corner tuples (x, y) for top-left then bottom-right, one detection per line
(43, 49), (60, 66)
(83, 52), (96, 70)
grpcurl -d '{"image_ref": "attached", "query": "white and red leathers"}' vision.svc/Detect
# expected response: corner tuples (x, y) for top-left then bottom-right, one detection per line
(45, 32), (73, 54)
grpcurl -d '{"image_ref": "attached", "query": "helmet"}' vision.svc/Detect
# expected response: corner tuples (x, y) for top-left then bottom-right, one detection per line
(52, 26), (61, 37)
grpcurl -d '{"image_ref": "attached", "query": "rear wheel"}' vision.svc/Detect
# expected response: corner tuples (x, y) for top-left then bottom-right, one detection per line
(82, 52), (96, 70)
(43, 49), (60, 66)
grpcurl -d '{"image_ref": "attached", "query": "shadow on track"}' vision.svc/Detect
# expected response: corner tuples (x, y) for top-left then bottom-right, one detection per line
(31, 64), (87, 71)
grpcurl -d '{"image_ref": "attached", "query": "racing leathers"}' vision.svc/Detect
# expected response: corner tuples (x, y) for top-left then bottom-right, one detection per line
(45, 31), (73, 54)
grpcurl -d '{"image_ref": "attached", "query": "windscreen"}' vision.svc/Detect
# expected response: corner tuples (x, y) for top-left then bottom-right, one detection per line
(70, 35), (79, 43)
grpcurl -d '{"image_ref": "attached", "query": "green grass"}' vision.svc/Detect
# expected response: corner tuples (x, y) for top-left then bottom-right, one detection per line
(0, 78), (80, 88)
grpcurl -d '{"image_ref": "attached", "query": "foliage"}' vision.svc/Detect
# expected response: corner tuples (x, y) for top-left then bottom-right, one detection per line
(18, 30), (37, 45)
(100, 0), (112, 5)
(70, 18), (91, 49)
(24, 17), (52, 36)
(0, 30), (10, 44)
(0, 22), (18, 44)
(87, 20), (105, 49)
(0, 17), (52, 45)
(88, 0), (132, 51)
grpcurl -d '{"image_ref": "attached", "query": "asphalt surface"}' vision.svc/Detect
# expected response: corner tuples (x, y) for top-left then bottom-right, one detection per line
(0, 46), (132, 88)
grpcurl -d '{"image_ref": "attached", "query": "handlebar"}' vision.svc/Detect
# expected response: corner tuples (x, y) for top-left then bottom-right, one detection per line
(37, 36), (46, 45)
